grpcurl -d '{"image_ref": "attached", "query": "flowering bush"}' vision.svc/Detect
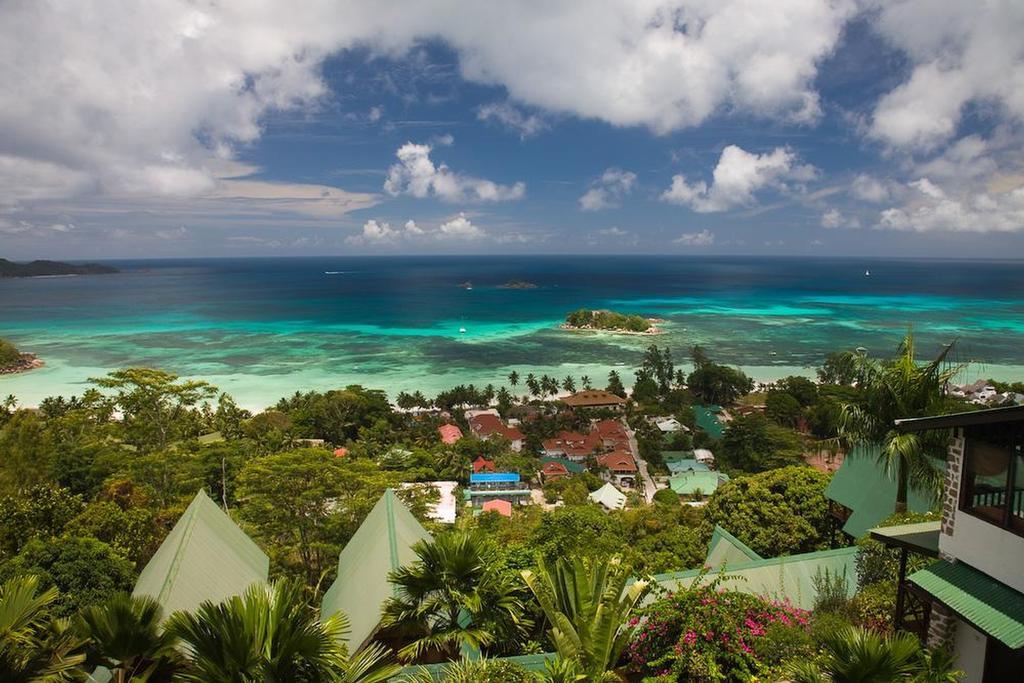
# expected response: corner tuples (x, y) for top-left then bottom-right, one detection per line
(626, 578), (810, 682)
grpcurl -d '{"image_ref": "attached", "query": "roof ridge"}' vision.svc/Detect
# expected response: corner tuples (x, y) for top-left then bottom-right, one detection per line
(155, 489), (206, 605)
(708, 525), (762, 562)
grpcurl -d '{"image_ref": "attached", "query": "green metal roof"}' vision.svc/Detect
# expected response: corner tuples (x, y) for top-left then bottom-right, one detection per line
(868, 521), (941, 557)
(909, 560), (1024, 650)
(660, 450), (694, 462)
(705, 525), (763, 569)
(650, 546), (859, 610)
(321, 489), (432, 651)
(667, 459), (709, 475)
(133, 489), (269, 618)
(694, 405), (724, 439)
(825, 444), (938, 538)
(540, 456), (585, 473)
(669, 470), (728, 496)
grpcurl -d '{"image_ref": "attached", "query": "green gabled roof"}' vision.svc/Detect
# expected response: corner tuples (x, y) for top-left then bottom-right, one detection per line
(321, 489), (432, 651)
(693, 405), (724, 439)
(705, 525), (762, 569)
(869, 520), (941, 557)
(649, 546), (859, 610)
(909, 560), (1024, 649)
(825, 445), (939, 538)
(133, 489), (269, 617)
(540, 456), (585, 474)
(669, 471), (728, 496)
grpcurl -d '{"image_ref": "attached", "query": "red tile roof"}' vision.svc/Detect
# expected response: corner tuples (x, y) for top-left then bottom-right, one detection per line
(542, 430), (603, 458)
(468, 414), (524, 442)
(438, 424), (463, 444)
(482, 499), (513, 517)
(472, 456), (496, 473)
(540, 460), (569, 477)
(597, 451), (637, 473)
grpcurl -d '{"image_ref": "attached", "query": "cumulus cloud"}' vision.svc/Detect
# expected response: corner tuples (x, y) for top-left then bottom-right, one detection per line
(673, 229), (715, 246)
(821, 208), (860, 229)
(384, 141), (526, 203)
(850, 174), (890, 203)
(0, 0), (856, 228)
(661, 145), (817, 212)
(876, 176), (1024, 233)
(347, 213), (486, 245)
(438, 213), (485, 239)
(867, 1), (1024, 152)
(477, 102), (549, 139)
(579, 168), (637, 211)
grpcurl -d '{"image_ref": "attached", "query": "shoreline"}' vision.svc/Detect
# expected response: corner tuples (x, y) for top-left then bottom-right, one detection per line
(0, 353), (45, 376)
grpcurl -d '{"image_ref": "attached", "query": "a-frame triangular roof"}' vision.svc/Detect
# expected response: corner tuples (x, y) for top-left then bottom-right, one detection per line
(705, 525), (763, 569)
(133, 489), (269, 617)
(588, 482), (626, 510)
(320, 488), (433, 651)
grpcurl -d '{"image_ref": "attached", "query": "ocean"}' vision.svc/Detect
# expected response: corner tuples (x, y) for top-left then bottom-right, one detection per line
(2, 255), (1022, 410)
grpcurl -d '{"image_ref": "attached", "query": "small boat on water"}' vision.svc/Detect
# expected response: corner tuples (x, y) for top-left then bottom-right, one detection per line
(865, 269), (870, 276)
(459, 326), (467, 334)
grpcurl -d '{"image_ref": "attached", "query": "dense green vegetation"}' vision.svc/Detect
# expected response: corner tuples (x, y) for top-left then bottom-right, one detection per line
(0, 331), (982, 680)
(563, 308), (652, 332)
(0, 338), (20, 367)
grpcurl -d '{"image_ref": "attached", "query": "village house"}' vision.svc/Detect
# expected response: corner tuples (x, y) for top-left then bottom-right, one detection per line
(596, 450), (638, 488)
(881, 405), (1024, 681)
(560, 389), (627, 410)
(466, 472), (531, 508)
(472, 455), (496, 474)
(538, 456), (584, 482)
(437, 423), (463, 444)
(466, 411), (524, 451)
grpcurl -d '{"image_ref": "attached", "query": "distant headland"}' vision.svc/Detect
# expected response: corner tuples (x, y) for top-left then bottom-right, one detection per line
(0, 258), (118, 278)
(561, 308), (661, 334)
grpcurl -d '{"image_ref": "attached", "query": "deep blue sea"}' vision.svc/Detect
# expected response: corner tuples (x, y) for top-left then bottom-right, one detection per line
(2, 255), (1022, 408)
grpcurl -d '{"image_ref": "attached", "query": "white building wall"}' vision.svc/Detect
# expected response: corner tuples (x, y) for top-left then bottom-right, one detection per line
(952, 620), (988, 683)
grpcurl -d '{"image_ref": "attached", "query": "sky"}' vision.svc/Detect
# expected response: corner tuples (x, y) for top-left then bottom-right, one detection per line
(1, 1), (1023, 260)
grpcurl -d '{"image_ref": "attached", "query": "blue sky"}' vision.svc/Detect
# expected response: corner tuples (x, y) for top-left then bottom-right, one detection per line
(1, 2), (1022, 259)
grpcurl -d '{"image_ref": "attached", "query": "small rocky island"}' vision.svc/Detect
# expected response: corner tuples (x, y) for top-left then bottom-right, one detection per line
(0, 258), (118, 278)
(498, 279), (538, 289)
(0, 338), (43, 375)
(561, 308), (661, 334)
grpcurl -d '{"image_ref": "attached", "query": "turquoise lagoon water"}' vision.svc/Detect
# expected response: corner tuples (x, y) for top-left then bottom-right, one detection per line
(1, 255), (1022, 410)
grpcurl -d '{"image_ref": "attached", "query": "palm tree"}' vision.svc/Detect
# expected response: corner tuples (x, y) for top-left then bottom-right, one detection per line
(838, 330), (963, 512)
(580, 375), (592, 390)
(166, 580), (397, 682)
(526, 374), (540, 398)
(521, 556), (649, 681)
(507, 371), (520, 389)
(381, 531), (525, 662)
(788, 625), (960, 683)
(76, 593), (181, 682)
(562, 376), (576, 394)
(0, 575), (85, 682)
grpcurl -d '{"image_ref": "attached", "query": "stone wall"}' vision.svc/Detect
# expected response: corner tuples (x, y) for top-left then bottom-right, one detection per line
(941, 429), (965, 538)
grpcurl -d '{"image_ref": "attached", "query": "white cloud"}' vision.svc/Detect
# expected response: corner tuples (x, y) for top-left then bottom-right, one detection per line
(348, 219), (399, 244)
(673, 229), (715, 246)
(850, 174), (890, 203)
(820, 208), (860, 229)
(597, 227), (631, 237)
(155, 226), (189, 240)
(0, 0), (856, 228)
(661, 145), (817, 212)
(876, 176), (1024, 233)
(579, 168), (637, 211)
(438, 213), (484, 239)
(384, 141), (525, 203)
(477, 102), (548, 139)
(403, 219), (425, 235)
(867, 2), (1024, 151)
(368, 105), (384, 123)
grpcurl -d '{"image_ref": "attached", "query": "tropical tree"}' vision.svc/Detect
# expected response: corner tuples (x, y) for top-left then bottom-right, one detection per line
(526, 374), (540, 398)
(580, 375), (592, 390)
(76, 593), (181, 682)
(507, 371), (520, 389)
(0, 575), (85, 682)
(381, 531), (525, 662)
(789, 625), (961, 683)
(166, 579), (397, 682)
(520, 555), (650, 681)
(562, 376), (576, 394)
(838, 331), (962, 512)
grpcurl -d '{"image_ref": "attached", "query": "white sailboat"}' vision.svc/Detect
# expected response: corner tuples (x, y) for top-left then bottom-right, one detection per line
(865, 269), (870, 276)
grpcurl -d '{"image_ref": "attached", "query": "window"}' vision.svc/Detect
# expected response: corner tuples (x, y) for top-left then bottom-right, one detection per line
(960, 437), (1024, 536)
